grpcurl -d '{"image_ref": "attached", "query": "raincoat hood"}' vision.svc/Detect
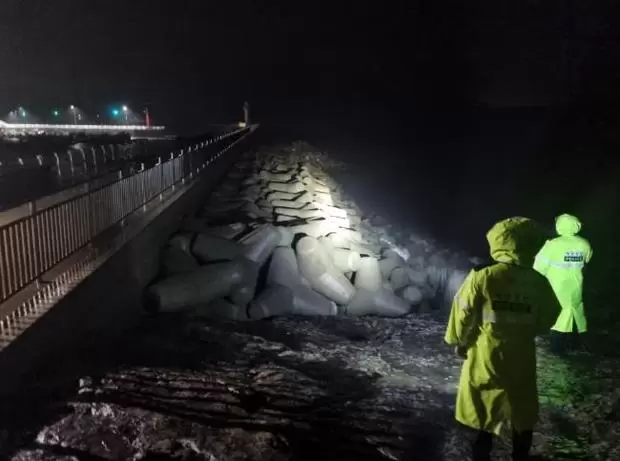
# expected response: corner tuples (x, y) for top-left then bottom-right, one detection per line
(555, 213), (581, 236)
(486, 217), (545, 266)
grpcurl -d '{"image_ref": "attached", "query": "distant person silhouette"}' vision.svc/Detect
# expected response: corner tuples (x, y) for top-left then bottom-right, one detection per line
(534, 214), (593, 352)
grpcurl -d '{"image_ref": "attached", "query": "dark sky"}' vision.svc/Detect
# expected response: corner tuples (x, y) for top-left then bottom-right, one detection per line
(2, 0), (620, 129)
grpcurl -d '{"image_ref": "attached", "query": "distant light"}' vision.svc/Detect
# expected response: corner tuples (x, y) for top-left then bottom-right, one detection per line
(70, 105), (75, 110)
(53, 110), (60, 117)
(238, 121), (247, 128)
(122, 105), (128, 112)
(112, 109), (120, 116)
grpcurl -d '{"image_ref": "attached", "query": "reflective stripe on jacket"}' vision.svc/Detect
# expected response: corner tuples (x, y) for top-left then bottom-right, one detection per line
(445, 217), (561, 436)
(533, 214), (592, 333)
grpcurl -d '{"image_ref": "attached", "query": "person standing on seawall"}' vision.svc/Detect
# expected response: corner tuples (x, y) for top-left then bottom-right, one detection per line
(445, 217), (561, 461)
(533, 213), (593, 353)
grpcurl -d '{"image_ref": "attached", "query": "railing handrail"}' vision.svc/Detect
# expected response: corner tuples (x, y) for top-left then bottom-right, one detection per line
(0, 126), (250, 307)
(0, 128), (243, 229)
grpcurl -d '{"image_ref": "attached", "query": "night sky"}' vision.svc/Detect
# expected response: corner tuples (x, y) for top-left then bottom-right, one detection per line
(2, 0), (620, 132)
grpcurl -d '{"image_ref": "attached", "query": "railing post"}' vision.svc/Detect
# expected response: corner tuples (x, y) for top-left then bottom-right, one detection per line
(85, 181), (94, 244)
(158, 157), (164, 200)
(53, 152), (60, 178)
(28, 201), (40, 290)
(79, 148), (87, 174)
(67, 151), (75, 177)
(91, 147), (97, 173)
(141, 163), (147, 210)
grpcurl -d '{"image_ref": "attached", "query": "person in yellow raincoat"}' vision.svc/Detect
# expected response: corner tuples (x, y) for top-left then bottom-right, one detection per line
(533, 214), (592, 352)
(445, 217), (561, 461)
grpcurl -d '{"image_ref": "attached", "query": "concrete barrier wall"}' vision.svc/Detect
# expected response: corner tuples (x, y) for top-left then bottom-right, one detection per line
(0, 133), (257, 399)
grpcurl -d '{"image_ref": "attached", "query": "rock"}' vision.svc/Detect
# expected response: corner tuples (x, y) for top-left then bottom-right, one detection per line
(230, 258), (261, 306)
(205, 223), (247, 240)
(248, 284), (294, 319)
(291, 283), (338, 316)
(325, 232), (351, 249)
(331, 248), (362, 273)
(406, 267), (428, 286)
(169, 233), (193, 254)
(382, 248), (408, 265)
(161, 246), (200, 276)
(194, 299), (249, 321)
(389, 267), (410, 291)
(276, 226), (295, 246)
(382, 281), (394, 292)
(355, 257), (382, 291)
(242, 224), (280, 265)
(397, 285), (423, 305)
(379, 257), (401, 280)
(145, 261), (244, 313)
(267, 247), (304, 289)
(192, 233), (243, 262)
(346, 287), (411, 317)
(296, 236), (355, 304)
(267, 181), (305, 194)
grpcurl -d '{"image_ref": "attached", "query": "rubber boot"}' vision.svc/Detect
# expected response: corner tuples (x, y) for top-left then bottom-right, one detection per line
(512, 430), (533, 461)
(472, 430), (492, 461)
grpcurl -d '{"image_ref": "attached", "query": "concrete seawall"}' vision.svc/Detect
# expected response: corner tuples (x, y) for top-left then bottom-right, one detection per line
(0, 131), (258, 400)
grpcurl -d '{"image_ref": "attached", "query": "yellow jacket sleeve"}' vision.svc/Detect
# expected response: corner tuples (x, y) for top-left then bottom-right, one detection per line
(533, 241), (551, 276)
(586, 244), (593, 264)
(445, 270), (483, 348)
(536, 278), (563, 335)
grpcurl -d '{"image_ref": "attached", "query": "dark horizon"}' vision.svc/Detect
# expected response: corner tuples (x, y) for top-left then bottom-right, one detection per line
(3, 1), (620, 128)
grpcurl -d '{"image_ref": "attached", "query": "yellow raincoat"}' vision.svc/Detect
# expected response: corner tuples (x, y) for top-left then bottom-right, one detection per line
(445, 217), (561, 436)
(533, 214), (592, 333)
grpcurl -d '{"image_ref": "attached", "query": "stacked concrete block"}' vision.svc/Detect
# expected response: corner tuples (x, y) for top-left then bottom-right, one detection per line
(145, 144), (475, 320)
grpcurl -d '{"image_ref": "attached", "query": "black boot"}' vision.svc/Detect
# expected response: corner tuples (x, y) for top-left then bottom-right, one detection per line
(549, 331), (570, 356)
(512, 430), (533, 461)
(472, 430), (493, 461)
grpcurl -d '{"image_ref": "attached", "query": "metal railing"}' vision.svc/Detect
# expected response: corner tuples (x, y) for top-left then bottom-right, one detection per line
(0, 127), (249, 308)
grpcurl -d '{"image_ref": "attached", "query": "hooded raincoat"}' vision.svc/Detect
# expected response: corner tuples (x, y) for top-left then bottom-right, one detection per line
(445, 217), (561, 436)
(533, 214), (592, 333)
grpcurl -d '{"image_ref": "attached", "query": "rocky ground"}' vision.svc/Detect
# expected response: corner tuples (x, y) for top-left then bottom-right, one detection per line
(1, 143), (619, 461)
(2, 312), (619, 461)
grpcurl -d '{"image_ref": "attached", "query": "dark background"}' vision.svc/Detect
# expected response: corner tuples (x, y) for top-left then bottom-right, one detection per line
(4, 1), (620, 126)
(2, 0), (620, 297)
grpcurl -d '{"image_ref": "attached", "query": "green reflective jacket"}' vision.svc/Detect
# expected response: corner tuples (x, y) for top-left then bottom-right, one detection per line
(533, 214), (592, 333)
(445, 217), (561, 436)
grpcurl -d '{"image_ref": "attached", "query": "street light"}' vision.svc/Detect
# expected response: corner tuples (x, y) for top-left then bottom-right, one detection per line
(69, 105), (77, 125)
(122, 105), (129, 123)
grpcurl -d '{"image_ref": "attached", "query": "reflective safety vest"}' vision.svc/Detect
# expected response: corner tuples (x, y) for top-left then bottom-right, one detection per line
(534, 235), (592, 333)
(445, 261), (561, 436)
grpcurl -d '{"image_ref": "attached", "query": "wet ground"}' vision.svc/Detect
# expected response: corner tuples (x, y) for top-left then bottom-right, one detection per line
(2, 310), (618, 461)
